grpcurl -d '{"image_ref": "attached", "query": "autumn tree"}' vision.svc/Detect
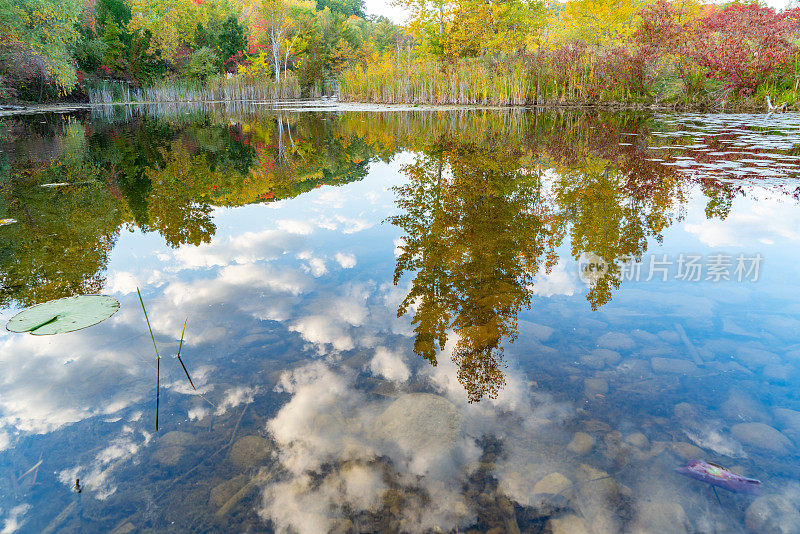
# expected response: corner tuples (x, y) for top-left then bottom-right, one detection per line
(393, 0), (452, 56)
(0, 0), (82, 91)
(690, 4), (800, 95)
(556, 0), (640, 47)
(391, 135), (558, 402)
(447, 0), (545, 58)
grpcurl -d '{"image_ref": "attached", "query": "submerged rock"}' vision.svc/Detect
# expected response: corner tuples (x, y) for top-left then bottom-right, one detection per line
(774, 408), (800, 440)
(625, 432), (649, 450)
(575, 464), (622, 533)
(764, 363), (794, 382)
(534, 472), (572, 497)
(731, 423), (793, 454)
(584, 378), (608, 396)
(580, 353), (606, 370)
(581, 349), (622, 369)
(374, 393), (461, 452)
(568, 432), (595, 455)
(671, 442), (705, 460)
(210, 475), (249, 507)
(722, 390), (770, 423)
(745, 495), (800, 534)
(632, 499), (689, 534)
(597, 332), (635, 351)
(651, 357), (697, 374)
(229, 436), (271, 469)
(152, 431), (193, 466)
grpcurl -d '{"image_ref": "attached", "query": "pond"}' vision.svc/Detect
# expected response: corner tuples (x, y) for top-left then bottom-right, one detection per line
(1, 104), (800, 533)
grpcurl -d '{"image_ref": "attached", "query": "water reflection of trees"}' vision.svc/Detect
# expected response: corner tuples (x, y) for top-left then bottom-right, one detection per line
(391, 140), (558, 402)
(389, 112), (755, 401)
(0, 112), (374, 308)
(0, 110), (780, 399)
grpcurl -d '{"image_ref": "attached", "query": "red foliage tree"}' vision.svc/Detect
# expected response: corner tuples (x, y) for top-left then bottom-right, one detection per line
(690, 4), (800, 94)
(635, 0), (689, 61)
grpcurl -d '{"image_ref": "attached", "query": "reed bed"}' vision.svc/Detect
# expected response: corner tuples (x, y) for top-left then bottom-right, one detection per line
(339, 50), (652, 106)
(340, 60), (534, 105)
(88, 74), (302, 104)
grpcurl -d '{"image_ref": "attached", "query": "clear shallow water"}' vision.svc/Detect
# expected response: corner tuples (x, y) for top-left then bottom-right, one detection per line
(1, 106), (800, 532)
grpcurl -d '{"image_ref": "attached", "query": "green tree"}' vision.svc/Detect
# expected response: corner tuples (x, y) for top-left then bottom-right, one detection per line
(96, 0), (131, 31)
(186, 46), (221, 81)
(102, 23), (126, 70)
(217, 14), (247, 65)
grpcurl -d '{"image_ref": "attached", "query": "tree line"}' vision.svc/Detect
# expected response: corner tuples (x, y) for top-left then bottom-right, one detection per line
(0, 0), (405, 101)
(341, 0), (800, 107)
(1, 0), (799, 107)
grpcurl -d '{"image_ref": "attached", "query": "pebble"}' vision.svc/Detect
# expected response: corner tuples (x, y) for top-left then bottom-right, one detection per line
(533, 472), (572, 496)
(568, 432), (595, 455)
(651, 357), (697, 374)
(745, 495), (800, 534)
(731, 423), (793, 454)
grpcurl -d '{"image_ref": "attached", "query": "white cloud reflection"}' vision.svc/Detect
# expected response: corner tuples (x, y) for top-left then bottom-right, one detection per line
(258, 340), (574, 533)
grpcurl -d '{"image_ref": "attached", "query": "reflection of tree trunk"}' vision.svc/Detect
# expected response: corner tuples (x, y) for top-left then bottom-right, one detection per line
(277, 115), (286, 165)
(285, 118), (304, 162)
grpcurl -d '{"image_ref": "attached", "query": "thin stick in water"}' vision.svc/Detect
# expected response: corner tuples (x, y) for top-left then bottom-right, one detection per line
(137, 287), (160, 431)
(156, 355), (160, 431)
(176, 317), (196, 390)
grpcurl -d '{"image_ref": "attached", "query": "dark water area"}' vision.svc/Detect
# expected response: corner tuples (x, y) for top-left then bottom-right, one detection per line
(1, 104), (800, 533)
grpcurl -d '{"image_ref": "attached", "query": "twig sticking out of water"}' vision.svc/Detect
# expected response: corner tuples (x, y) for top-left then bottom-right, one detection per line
(137, 288), (160, 431)
(176, 318), (195, 390)
(174, 318), (216, 409)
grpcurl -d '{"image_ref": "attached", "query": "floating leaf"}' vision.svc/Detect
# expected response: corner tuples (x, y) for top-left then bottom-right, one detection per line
(6, 295), (120, 335)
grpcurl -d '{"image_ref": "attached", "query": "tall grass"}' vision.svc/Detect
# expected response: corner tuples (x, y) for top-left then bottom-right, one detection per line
(339, 51), (653, 106)
(340, 59), (534, 105)
(88, 74), (302, 104)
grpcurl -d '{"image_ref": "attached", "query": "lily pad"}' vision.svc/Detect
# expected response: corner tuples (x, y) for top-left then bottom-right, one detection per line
(6, 295), (120, 335)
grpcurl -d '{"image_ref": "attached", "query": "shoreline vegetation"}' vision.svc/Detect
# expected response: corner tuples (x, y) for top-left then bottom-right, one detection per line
(1, 0), (799, 112)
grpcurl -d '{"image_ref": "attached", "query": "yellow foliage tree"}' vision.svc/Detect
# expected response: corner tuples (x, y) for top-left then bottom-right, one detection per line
(558, 0), (641, 46)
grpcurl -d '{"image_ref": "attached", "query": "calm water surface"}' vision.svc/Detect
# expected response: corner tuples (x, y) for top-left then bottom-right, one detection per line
(1, 105), (800, 533)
